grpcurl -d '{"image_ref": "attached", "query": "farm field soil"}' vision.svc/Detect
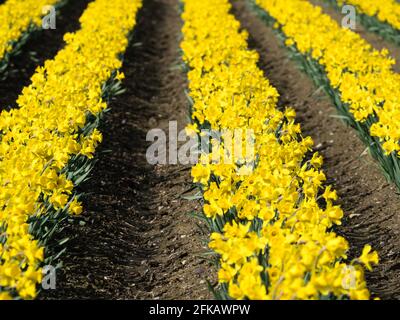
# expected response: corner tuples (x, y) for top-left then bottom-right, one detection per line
(232, 0), (400, 299)
(41, 0), (213, 300)
(0, 0), (91, 111)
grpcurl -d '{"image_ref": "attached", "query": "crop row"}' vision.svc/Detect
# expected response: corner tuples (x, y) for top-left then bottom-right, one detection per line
(0, 0), (142, 300)
(253, 0), (400, 192)
(332, 0), (400, 45)
(181, 0), (377, 300)
(0, 0), (62, 77)
(337, 0), (400, 29)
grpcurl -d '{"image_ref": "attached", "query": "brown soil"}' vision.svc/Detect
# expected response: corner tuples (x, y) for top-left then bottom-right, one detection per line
(0, 0), (91, 111)
(310, 0), (400, 73)
(41, 0), (213, 300)
(232, 0), (400, 300)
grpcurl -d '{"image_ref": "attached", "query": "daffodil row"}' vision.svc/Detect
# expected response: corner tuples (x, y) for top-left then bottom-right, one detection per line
(0, 0), (142, 300)
(253, 0), (400, 190)
(324, 0), (400, 45)
(0, 0), (61, 75)
(181, 0), (377, 300)
(342, 0), (400, 33)
(338, 0), (400, 28)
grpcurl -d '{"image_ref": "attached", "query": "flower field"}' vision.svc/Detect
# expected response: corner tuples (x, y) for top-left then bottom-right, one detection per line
(0, 0), (400, 302)
(0, 0), (142, 299)
(0, 0), (61, 75)
(331, 0), (400, 45)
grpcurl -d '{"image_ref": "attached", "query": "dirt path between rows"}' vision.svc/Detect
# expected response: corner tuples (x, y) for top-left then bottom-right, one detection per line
(0, 0), (91, 111)
(232, 0), (400, 299)
(42, 0), (212, 300)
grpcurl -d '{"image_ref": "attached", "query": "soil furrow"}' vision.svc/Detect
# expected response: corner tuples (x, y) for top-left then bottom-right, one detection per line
(41, 0), (212, 300)
(232, 0), (400, 299)
(0, 0), (92, 110)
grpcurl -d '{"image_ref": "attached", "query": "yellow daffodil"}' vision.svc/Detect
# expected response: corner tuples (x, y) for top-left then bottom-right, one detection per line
(0, 0), (142, 299)
(182, 0), (377, 300)
(0, 0), (61, 63)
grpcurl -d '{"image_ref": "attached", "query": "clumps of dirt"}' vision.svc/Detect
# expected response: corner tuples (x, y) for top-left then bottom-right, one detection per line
(0, 0), (91, 111)
(41, 0), (213, 300)
(232, 0), (400, 300)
